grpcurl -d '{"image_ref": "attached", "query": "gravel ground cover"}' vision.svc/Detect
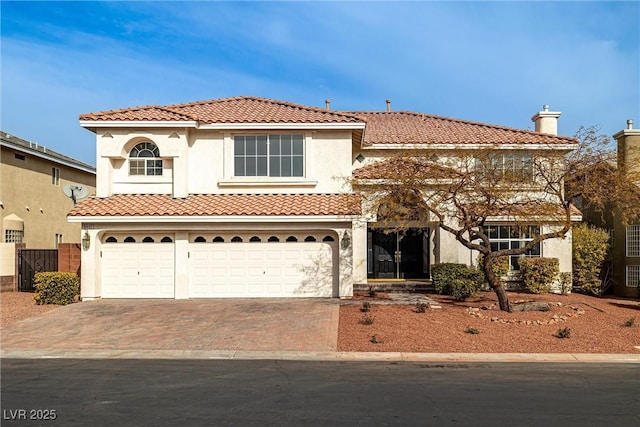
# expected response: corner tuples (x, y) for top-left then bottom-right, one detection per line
(339, 291), (640, 353)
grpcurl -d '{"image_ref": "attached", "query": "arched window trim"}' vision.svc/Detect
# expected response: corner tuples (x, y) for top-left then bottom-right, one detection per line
(124, 236), (136, 243)
(231, 236), (243, 242)
(161, 236), (173, 243)
(286, 236), (298, 242)
(304, 236), (317, 242)
(129, 141), (163, 176)
(142, 236), (154, 243)
(194, 236), (206, 243)
(105, 236), (118, 243)
(249, 236), (261, 242)
(267, 236), (280, 242)
(212, 236), (225, 243)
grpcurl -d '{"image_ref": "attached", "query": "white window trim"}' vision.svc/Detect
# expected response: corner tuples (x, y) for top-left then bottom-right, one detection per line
(626, 265), (640, 287)
(227, 133), (308, 179)
(626, 225), (640, 257)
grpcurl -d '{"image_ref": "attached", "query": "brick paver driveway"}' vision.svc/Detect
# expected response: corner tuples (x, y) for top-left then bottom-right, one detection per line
(1, 299), (339, 352)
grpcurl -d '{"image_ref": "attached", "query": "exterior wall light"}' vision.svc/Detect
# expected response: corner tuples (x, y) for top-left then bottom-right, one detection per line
(341, 231), (351, 250)
(82, 231), (91, 251)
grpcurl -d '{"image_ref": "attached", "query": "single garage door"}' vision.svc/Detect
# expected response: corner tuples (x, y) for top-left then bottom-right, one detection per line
(102, 243), (175, 298)
(188, 242), (335, 298)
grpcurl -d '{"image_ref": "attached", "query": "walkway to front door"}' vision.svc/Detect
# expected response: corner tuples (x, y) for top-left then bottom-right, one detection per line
(367, 227), (430, 279)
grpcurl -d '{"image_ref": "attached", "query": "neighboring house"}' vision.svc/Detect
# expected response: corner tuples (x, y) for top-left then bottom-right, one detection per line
(69, 96), (577, 300)
(0, 130), (96, 289)
(612, 120), (640, 297)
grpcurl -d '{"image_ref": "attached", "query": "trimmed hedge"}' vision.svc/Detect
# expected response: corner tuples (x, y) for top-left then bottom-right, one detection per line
(431, 263), (484, 301)
(572, 223), (610, 296)
(33, 272), (79, 305)
(518, 258), (559, 294)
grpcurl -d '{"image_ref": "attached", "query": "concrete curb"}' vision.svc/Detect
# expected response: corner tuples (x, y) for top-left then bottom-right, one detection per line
(2, 349), (639, 363)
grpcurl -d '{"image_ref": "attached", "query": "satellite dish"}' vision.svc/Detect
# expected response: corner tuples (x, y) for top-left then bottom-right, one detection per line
(63, 184), (89, 205)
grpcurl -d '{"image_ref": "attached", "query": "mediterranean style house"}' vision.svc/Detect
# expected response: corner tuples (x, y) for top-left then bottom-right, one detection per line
(69, 96), (577, 300)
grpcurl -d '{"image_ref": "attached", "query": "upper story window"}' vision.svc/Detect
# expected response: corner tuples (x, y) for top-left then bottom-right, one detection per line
(627, 225), (640, 257)
(475, 153), (533, 182)
(52, 167), (60, 185)
(234, 134), (304, 177)
(129, 142), (163, 176)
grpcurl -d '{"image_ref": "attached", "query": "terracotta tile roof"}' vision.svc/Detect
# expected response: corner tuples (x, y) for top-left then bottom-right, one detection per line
(68, 193), (361, 217)
(349, 111), (577, 145)
(80, 96), (363, 124)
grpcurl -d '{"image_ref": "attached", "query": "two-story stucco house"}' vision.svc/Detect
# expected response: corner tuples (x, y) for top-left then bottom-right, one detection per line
(69, 96), (577, 300)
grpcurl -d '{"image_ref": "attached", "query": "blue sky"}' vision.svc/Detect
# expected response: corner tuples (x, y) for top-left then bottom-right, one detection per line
(1, 1), (638, 166)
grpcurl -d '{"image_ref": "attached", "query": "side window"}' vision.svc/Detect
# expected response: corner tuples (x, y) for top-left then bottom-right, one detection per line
(129, 142), (163, 176)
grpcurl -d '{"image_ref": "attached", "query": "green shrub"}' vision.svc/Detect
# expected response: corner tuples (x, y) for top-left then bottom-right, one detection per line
(361, 301), (371, 312)
(431, 263), (483, 300)
(477, 253), (510, 278)
(464, 327), (480, 334)
(33, 272), (79, 305)
(450, 278), (481, 301)
(554, 327), (571, 339)
(518, 258), (559, 294)
(415, 302), (428, 313)
(572, 224), (610, 296)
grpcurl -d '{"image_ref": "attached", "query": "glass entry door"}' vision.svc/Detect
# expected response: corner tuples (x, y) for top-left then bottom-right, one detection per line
(368, 228), (429, 279)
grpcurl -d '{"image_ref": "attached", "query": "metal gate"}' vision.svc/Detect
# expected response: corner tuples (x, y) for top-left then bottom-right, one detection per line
(18, 249), (58, 292)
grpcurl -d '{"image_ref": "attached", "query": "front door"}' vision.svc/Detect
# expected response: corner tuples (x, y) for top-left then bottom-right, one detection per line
(368, 228), (429, 279)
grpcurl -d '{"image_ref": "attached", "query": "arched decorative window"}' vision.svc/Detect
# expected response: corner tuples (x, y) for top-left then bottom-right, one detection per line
(231, 236), (243, 242)
(129, 142), (163, 176)
(268, 236), (280, 242)
(105, 236), (118, 243)
(161, 236), (173, 243)
(212, 236), (225, 243)
(286, 236), (298, 242)
(142, 236), (154, 243)
(194, 236), (206, 243)
(304, 236), (316, 242)
(124, 236), (136, 243)
(322, 236), (335, 242)
(249, 236), (261, 242)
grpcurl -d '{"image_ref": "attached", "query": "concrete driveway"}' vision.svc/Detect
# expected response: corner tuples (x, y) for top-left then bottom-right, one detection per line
(0, 299), (339, 353)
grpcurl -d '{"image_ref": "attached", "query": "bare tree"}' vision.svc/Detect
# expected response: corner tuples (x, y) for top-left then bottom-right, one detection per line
(354, 126), (640, 312)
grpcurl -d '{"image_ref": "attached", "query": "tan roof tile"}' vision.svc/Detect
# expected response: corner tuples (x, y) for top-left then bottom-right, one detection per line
(80, 96), (363, 124)
(351, 111), (576, 145)
(68, 193), (361, 217)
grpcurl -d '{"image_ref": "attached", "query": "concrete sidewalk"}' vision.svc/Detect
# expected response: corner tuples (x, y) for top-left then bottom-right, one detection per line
(2, 348), (639, 363)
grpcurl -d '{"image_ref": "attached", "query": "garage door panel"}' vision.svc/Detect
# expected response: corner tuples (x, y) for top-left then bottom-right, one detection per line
(102, 244), (175, 299)
(188, 241), (335, 298)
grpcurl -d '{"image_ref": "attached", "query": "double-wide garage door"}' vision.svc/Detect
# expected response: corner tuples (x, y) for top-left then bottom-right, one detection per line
(188, 242), (335, 298)
(101, 241), (335, 298)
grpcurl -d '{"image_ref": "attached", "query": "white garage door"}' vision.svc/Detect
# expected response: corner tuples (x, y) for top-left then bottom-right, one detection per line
(102, 244), (175, 298)
(188, 242), (335, 298)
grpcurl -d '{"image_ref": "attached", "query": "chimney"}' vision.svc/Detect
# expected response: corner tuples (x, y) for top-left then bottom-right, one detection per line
(386, 99), (391, 112)
(325, 99), (331, 111)
(613, 118), (640, 182)
(531, 104), (562, 135)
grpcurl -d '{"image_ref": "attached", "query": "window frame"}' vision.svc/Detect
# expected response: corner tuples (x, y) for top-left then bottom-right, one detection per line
(52, 167), (60, 185)
(129, 142), (163, 176)
(474, 152), (534, 182)
(481, 224), (541, 270)
(626, 225), (640, 257)
(233, 134), (305, 178)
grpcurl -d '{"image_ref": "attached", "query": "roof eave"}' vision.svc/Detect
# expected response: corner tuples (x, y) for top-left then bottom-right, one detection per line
(67, 214), (360, 223)
(79, 120), (199, 130)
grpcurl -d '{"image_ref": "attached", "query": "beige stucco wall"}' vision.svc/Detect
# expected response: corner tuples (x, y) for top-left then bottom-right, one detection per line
(95, 128), (354, 197)
(0, 242), (15, 276)
(1, 146), (96, 248)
